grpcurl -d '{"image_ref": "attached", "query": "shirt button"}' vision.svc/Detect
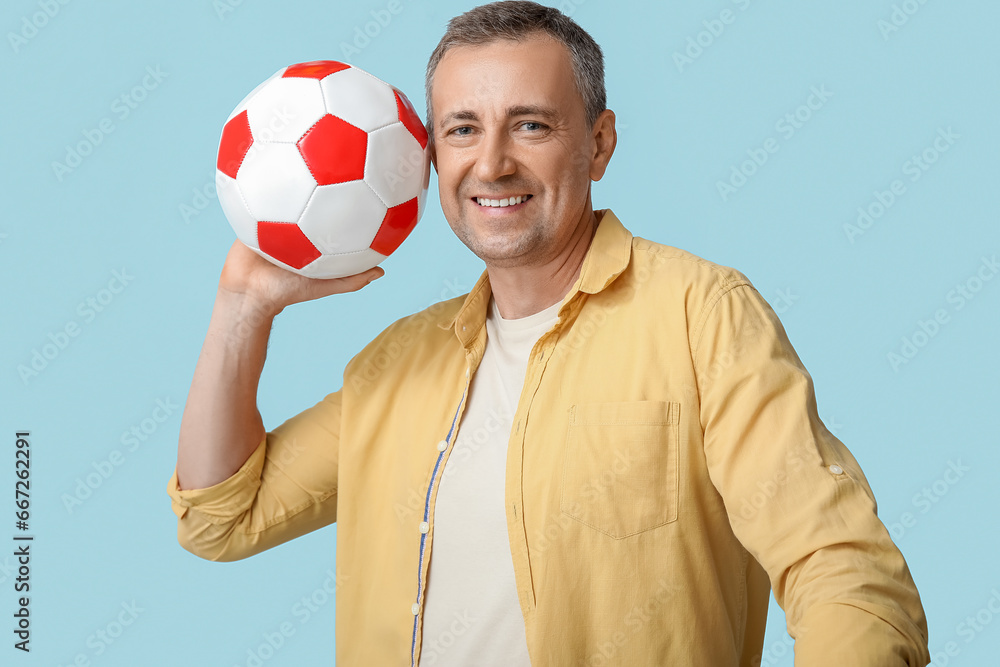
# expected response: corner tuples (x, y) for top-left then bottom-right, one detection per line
(829, 464), (844, 475)
(419, 521), (430, 533)
(437, 440), (448, 452)
(411, 603), (420, 615)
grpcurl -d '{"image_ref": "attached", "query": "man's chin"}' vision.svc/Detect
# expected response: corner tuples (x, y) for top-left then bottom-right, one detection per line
(453, 229), (536, 268)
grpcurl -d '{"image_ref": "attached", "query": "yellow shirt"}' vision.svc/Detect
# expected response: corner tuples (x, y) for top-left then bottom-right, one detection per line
(167, 209), (929, 666)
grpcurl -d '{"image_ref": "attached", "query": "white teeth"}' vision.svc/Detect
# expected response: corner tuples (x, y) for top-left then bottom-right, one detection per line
(476, 195), (529, 207)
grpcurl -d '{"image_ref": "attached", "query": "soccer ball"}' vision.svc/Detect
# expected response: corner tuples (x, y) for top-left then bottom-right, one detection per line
(215, 60), (430, 278)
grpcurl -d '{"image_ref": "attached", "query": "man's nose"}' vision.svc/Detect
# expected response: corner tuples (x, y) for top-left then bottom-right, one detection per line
(473, 132), (516, 182)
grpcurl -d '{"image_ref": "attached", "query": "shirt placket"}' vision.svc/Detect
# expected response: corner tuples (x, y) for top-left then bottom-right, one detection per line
(504, 305), (572, 622)
(409, 342), (483, 666)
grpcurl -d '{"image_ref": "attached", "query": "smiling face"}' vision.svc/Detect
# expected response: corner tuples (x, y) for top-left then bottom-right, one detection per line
(430, 33), (615, 270)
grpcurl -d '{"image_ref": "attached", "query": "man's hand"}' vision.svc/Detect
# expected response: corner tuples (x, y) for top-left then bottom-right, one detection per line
(218, 240), (384, 318)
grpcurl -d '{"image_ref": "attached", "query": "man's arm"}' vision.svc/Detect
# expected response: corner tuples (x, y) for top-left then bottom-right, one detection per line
(168, 240), (382, 559)
(173, 285), (273, 491)
(693, 280), (930, 666)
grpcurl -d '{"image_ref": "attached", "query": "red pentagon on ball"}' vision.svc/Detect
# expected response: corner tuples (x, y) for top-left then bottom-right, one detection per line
(283, 60), (351, 80)
(217, 110), (253, 179)
(393, 89), (428, 149)
(298, 114), (368, 185)
(257, 221), (322, 269)
(371, 197), (419, 256)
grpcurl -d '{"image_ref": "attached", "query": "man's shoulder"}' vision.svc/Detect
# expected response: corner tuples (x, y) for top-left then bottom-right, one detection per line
(374, 293), (465, 344)
(346, 293), (464, 366)
(621, 235), (772, 357)
(628, 234), (754, 299)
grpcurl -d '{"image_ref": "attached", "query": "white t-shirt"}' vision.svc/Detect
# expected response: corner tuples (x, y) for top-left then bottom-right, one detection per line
(418, 297), (561, 666)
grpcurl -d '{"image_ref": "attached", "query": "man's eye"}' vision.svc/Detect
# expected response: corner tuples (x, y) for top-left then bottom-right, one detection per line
(450, 126), (473, 136)
(522, 122), (546, 131)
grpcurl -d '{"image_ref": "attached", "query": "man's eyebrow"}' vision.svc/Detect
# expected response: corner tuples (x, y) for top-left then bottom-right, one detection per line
(439, 110), (479, 129)
(438, 104), (559, 129)
(505, 104), (558, 121)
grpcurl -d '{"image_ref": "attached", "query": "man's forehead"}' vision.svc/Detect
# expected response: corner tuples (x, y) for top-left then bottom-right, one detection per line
(431, 34), (579, 119)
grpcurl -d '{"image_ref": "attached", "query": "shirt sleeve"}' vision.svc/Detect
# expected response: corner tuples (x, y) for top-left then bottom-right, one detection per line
(693, 282), (930, 666)
(165, 390), (342, 562)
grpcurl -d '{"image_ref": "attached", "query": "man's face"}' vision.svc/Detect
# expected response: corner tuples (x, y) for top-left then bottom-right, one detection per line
(430, 34), (611, 269)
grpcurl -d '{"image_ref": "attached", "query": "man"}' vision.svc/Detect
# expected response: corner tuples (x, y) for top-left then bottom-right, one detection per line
(168, 2), (930, 665)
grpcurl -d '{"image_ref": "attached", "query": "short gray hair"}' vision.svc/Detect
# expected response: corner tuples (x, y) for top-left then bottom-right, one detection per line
(424, 1), (606, 135)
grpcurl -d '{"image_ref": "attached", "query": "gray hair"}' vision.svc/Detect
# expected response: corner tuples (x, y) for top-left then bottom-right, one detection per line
(424, 1), (606, 136)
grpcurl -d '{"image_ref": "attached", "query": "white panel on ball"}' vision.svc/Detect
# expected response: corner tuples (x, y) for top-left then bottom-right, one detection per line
(321, 68), (399, 132)
(298, 180), (388, 255)
(298, 247), (388, 279)
(226, 68), (285, 123)
(244, 77), (327, 143)
(216, 171), (259, 249)
(237, 142), (317, 222)
(416, 150), (431, 220)
(364, 123), (427, 207)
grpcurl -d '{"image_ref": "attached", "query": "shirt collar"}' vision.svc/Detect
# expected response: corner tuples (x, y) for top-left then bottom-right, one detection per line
(573, 208), (633, 295)
(439, 208), (633, 345)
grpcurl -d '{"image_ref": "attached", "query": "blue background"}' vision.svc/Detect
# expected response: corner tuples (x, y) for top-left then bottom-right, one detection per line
(2, 0), (998, 665)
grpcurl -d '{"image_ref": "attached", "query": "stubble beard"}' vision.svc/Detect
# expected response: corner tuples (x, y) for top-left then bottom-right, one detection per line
(449, 208), (549, 269)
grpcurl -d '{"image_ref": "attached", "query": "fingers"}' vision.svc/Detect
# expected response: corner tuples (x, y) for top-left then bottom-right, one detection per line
(305, 266), (385, 300)
(221, 238), (389, 311)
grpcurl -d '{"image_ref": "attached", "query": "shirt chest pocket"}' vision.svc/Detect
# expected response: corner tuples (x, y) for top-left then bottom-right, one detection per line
(560, 400), (680, 539)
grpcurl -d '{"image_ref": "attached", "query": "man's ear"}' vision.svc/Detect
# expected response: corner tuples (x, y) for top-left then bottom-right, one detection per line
(429, 135), (438, 172)
(589, 109), (617, 182)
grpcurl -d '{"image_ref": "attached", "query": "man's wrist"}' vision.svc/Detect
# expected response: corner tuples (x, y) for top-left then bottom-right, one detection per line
(212, 287), (281, 341)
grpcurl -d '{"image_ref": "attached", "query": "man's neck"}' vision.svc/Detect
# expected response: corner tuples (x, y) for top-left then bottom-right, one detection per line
(486, 209), (600, 320)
